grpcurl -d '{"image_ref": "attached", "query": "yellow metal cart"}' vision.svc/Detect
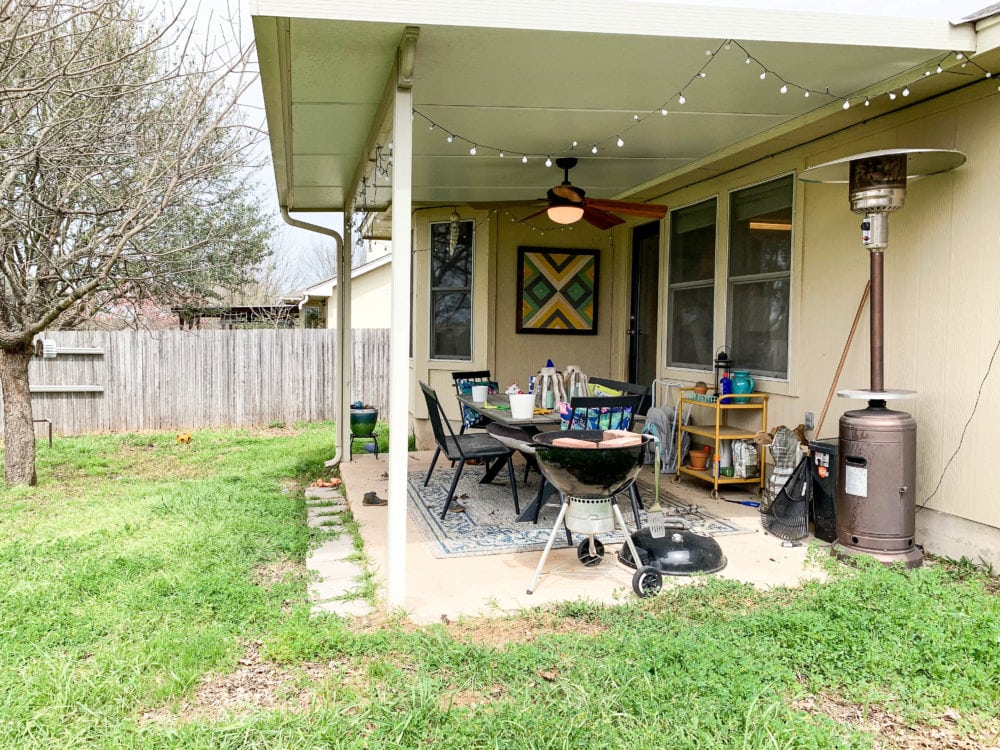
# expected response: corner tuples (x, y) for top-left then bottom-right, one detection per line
(673, 388), (768, 499)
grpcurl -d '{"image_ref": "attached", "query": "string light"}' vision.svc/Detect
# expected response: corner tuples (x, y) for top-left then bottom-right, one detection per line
(408, 44), (993, 167)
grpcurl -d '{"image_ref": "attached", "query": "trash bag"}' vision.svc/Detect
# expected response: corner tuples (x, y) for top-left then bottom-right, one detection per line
(760, 456), (812, 541)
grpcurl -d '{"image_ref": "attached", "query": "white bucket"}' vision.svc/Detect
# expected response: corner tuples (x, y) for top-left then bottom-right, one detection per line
(509, 393), (536, 420)
(471, 384), (489, 402)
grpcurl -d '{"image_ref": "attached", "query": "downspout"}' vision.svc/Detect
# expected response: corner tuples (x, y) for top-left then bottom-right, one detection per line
(280, 206), (348, 467)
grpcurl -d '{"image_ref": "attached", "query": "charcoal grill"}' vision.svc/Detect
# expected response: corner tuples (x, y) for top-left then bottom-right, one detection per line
(527, 430), (726, 596)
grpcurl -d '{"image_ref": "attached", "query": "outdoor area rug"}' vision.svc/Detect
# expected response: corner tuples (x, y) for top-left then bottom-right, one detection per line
(408, 467), (750, 559)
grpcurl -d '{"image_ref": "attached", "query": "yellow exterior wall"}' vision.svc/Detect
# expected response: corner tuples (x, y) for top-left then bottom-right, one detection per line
(407, 80), (999, 541)
(654, 79), (998, 530)
(409, 207), (618, 440)
(324, 261), (393, 329)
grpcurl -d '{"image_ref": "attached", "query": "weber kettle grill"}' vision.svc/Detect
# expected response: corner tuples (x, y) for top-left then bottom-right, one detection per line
(800, 148), (965, 568)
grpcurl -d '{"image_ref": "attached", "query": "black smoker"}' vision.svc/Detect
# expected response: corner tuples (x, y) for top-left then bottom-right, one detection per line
(801, 149), (965, 568)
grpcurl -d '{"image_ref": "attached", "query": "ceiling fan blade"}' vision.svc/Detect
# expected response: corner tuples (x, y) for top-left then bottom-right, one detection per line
(552, 184), (584, 202)
(582, 206), (625, 230)
(518, 206), (550, 222)
(584, 198), (667, 219)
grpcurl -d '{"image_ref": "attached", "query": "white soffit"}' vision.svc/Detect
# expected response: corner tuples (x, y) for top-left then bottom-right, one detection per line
(251, 1), (983, 212)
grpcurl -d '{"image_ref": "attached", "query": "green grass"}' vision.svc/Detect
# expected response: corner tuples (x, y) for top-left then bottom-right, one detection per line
(1, 426), (997, 749)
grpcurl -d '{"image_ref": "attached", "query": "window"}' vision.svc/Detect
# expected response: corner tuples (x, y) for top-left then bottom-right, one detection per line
(728, 175), (793, 378)
(429, 219), (473, 360)
(667, 198), (716, 369)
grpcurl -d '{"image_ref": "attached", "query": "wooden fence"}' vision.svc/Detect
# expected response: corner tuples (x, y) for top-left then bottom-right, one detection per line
(1, 328), (391, 436)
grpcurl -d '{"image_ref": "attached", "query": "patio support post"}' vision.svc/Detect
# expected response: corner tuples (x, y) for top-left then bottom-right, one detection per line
(386, 29), (418, 609)
(340, 207), (353, 463)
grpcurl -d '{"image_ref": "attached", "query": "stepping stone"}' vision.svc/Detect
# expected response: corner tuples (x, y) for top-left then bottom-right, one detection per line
(305, 487), (341, 500)
(308, 561), (365, 600)
(307, 507), (344, 526)
(312, 598), (373, 618)
(307, 537), (356, 564)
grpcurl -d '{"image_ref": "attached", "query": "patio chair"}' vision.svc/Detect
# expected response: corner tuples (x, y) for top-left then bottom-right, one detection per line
(426, 370), (499, 477)
(420, 382), (520, 519)
(588, 376), (650, 415)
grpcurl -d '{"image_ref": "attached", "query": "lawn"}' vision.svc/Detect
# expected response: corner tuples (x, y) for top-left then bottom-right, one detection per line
(0, 424), (996, 749)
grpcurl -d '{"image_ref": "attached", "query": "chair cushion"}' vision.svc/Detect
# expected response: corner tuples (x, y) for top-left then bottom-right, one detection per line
(445, 432), (512, 460)
(558, 401), (633, 431)
(456, 379), (499, 429)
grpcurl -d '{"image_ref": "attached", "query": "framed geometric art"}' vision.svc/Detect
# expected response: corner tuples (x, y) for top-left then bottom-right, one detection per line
(516, 246), (599, 334)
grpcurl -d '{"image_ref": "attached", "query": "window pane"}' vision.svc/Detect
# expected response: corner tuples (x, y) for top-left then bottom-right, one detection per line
(729, 175), (793, 277)
(430, 291), (472, 359)
(430, 219), (473, 360)
(669, 198), (716, 284)
(729, 278), (790, 377)
(668, 285), (714, 368)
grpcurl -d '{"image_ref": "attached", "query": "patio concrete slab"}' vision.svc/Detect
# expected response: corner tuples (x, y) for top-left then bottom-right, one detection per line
(312, 598), (374, 618)
(339, 451), (826, 625)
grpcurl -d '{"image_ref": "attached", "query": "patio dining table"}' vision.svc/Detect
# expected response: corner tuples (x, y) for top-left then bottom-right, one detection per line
(455, 392), (561, 428)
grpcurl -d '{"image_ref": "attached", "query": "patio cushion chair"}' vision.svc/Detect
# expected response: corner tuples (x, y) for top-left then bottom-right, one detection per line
(420, 381), (520, 519)
(588, 376), (651, 415)
(531, 393), (646, 528)
(427, 370), (498, 477)
(451, 370), (499, 432)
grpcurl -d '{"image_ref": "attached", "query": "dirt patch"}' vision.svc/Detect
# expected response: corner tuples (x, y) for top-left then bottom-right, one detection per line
(795, 694), (1000, 749)
(139, 641), (336, 724)
(252, 559), (305, 589)
(437, 683), (507, 711)
(440, 611), (608, 647)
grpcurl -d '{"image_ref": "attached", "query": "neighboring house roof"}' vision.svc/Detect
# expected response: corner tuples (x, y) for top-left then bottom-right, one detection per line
(285, 252), (392, 303)
(251, 1), (995, 216)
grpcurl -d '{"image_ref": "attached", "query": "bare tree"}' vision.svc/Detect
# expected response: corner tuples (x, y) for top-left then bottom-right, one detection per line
(0, 0), (272, 484)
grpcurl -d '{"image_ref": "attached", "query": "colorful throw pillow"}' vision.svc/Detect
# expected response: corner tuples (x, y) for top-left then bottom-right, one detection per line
(559, 401), (633, 431)
(457, 380), (498, 429)
(588, 383), (624, 397)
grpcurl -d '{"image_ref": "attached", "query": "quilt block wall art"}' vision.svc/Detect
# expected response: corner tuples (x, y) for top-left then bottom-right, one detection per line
(515, 247), (599, 335)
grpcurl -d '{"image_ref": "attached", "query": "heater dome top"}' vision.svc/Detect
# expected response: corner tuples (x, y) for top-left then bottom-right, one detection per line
(799, 148), (966, 184)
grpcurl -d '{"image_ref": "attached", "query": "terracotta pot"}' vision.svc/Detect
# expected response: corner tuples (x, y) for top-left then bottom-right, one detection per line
(689, 450), (709, 470)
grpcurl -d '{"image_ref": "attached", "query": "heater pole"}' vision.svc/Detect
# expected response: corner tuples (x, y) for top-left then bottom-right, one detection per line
(870, 251), (884, 393)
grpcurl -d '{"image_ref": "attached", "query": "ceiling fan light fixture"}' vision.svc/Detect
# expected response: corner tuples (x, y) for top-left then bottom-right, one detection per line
(547, 204), (585, 224)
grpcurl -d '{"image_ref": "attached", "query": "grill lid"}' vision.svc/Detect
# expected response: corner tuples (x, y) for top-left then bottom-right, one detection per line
(618, 524), (727, 576)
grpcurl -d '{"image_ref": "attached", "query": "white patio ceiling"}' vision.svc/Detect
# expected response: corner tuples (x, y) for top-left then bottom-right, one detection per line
(251, 1), (994, 214)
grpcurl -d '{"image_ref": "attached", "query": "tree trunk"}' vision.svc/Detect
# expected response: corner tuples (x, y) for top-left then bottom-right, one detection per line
(0, 345), (38, 486)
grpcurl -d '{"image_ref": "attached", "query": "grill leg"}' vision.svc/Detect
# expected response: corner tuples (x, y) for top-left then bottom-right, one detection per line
(613, 502), (644, 570)
(527, 501), (569, 595)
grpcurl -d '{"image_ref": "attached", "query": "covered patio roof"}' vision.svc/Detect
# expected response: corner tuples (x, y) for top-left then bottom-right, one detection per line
(251, 1), (996, 214)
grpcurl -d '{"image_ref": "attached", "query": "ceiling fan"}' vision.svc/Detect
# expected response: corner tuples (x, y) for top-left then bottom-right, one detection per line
(519, 157), (668, 229)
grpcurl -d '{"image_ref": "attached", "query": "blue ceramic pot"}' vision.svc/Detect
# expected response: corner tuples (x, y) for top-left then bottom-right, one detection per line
(730, 370), (753, 404)
(349, 407), (378, 436)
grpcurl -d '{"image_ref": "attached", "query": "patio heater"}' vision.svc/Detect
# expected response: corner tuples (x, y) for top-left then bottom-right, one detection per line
(800, 148), (965, 569)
